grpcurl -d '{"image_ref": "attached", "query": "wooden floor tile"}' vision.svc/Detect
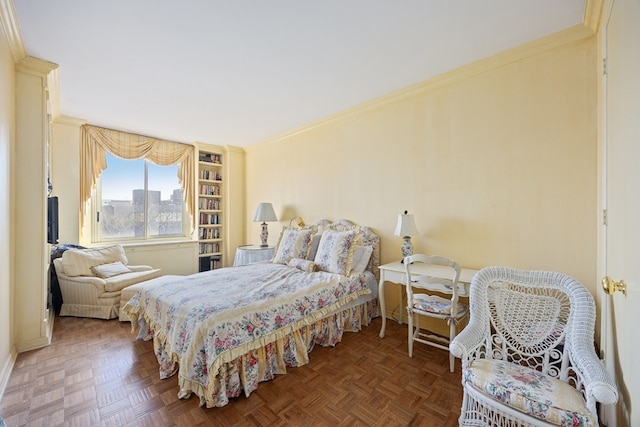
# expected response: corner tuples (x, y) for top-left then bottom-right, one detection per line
(0, 315), (462, 426)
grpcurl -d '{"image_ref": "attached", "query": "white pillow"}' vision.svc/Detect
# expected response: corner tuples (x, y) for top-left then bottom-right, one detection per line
(271, 228), (315, 265)
(91, 261), (132, 278)
(350, 245), (373, 274)
(313, 230), (357, 275)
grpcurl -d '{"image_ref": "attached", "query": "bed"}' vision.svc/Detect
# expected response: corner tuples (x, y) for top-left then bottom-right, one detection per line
(122, 219), (380, 408)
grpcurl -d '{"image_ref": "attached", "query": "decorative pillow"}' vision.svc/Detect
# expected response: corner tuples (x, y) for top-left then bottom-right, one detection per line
(314, 230), (357, 275)
(91, 261), (132, 278)
(287, 257), (319, 272)
(271, 227), (316, 265)
(62, 245), (129, 277)
(350, 245), (373, 274)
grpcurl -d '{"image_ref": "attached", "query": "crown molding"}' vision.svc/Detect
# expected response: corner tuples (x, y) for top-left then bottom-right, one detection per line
(54, 115), (86, 127)
(16, 55), (58, 77)
(584, 0), (604, 33)
(247, 24), (595, 152)
(223, 145), (245, 154)
(0, 0), (25, 61)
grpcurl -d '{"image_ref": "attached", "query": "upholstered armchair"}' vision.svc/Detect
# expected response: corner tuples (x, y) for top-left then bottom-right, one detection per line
(450, 266), (617, 426)
(53, 244), (162, 319)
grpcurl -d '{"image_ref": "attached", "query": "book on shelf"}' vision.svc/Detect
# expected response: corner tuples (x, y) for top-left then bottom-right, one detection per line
(199, 213), (220, 225)
(198, 227), (220, 240)
(199, 184), (220, 196)
(200, 169), (222, 181)
(198, 197), (221, 210)
(199, 242), (220, 254)
(211, 256), (222, 269)
(199, 255), (221, 271)
(199, 153), (222, 164)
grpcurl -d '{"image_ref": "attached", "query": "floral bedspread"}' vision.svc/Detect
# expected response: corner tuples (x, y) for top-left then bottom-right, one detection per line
(123, 262), (372, 403)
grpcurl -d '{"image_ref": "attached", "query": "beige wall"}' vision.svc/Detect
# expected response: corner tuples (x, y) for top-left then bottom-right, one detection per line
(222, 145), (246, 265)
(245, 28), (598, 317)
(51, 117), (83, 244)
(0, 13), (16, 397)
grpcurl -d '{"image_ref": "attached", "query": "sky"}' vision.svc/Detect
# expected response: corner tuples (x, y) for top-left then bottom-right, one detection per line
(101, 154), (180, 201)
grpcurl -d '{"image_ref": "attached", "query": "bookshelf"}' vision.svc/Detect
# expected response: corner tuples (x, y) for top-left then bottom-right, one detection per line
(197, 149), (224, 271)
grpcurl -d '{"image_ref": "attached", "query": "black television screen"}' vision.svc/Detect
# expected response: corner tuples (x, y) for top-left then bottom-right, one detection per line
(47, 196), (58, 244)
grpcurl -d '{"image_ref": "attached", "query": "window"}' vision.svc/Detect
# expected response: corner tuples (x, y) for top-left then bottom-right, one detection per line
(94, 154), (187, 241)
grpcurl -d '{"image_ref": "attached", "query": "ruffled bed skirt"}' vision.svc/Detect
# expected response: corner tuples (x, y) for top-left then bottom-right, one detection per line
(143, 298), (380, 408)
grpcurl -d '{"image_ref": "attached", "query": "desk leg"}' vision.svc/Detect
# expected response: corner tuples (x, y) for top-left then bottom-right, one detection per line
(398, 284), (403, 325)
(378, 274), (386, 338)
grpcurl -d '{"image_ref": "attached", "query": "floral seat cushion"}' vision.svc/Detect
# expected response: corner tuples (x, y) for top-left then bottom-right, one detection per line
(463, 359), (595, 426)
(412, 294), (467, 316)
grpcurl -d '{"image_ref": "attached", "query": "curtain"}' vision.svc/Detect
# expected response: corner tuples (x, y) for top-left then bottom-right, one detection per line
(80, 124), (196, 234)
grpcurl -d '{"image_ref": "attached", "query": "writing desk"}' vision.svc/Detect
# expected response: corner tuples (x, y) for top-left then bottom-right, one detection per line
(378, 261), (479, 338)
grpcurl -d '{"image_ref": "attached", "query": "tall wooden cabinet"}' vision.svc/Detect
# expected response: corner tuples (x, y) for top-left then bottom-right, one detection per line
(197, 147), (224, 271)
(14, 56), (58, 351)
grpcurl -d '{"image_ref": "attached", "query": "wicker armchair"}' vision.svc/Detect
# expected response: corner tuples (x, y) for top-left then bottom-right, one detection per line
(450, 267), (617, 426)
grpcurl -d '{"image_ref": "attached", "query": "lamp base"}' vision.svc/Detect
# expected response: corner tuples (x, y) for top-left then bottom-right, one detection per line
(400, 236), (413, 263)
(260, 222), (269, 247)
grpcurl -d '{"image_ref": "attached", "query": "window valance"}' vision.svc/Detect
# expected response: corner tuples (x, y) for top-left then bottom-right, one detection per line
(80, 124), (196, 233)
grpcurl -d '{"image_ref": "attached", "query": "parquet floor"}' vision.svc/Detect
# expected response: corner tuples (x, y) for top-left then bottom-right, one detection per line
(0, 316), (463, 426)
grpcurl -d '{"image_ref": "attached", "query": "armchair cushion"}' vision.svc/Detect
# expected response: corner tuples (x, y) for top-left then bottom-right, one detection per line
(464, 359), (595, 426)
(61, 245), (128, 277)
(102, 268), (161, 292)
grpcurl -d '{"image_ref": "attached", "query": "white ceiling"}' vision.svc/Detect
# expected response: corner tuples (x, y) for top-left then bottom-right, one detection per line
(14, 0), (586, 147)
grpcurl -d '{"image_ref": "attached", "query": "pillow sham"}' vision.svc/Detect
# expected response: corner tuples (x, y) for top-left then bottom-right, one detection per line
(271, 227), (315, 265)
(287, 257), (319, 272)
(91, 261), (132, 278)
(314, 229), (357, 275)
(350, 245), (373, 274)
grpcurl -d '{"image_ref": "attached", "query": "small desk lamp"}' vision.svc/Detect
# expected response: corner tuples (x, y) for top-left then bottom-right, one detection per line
(394, 210), (418, 262)
(253, 202), (278, 247)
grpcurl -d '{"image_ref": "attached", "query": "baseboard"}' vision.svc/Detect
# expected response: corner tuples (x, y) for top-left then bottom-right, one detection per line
(0, 346), (18, 402)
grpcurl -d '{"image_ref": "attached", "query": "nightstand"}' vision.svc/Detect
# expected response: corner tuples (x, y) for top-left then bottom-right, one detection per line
(378, 261), (478, 338)
(233, 245), (275, 266)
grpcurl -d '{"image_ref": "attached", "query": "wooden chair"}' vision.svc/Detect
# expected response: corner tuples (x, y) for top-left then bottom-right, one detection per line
(404, 254), (468, 372)
(450, 266), (618, 426)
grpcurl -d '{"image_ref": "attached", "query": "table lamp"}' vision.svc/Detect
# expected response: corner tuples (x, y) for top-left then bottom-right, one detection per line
(253, 202), (278, 247)
(394, 210), (418, 262)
